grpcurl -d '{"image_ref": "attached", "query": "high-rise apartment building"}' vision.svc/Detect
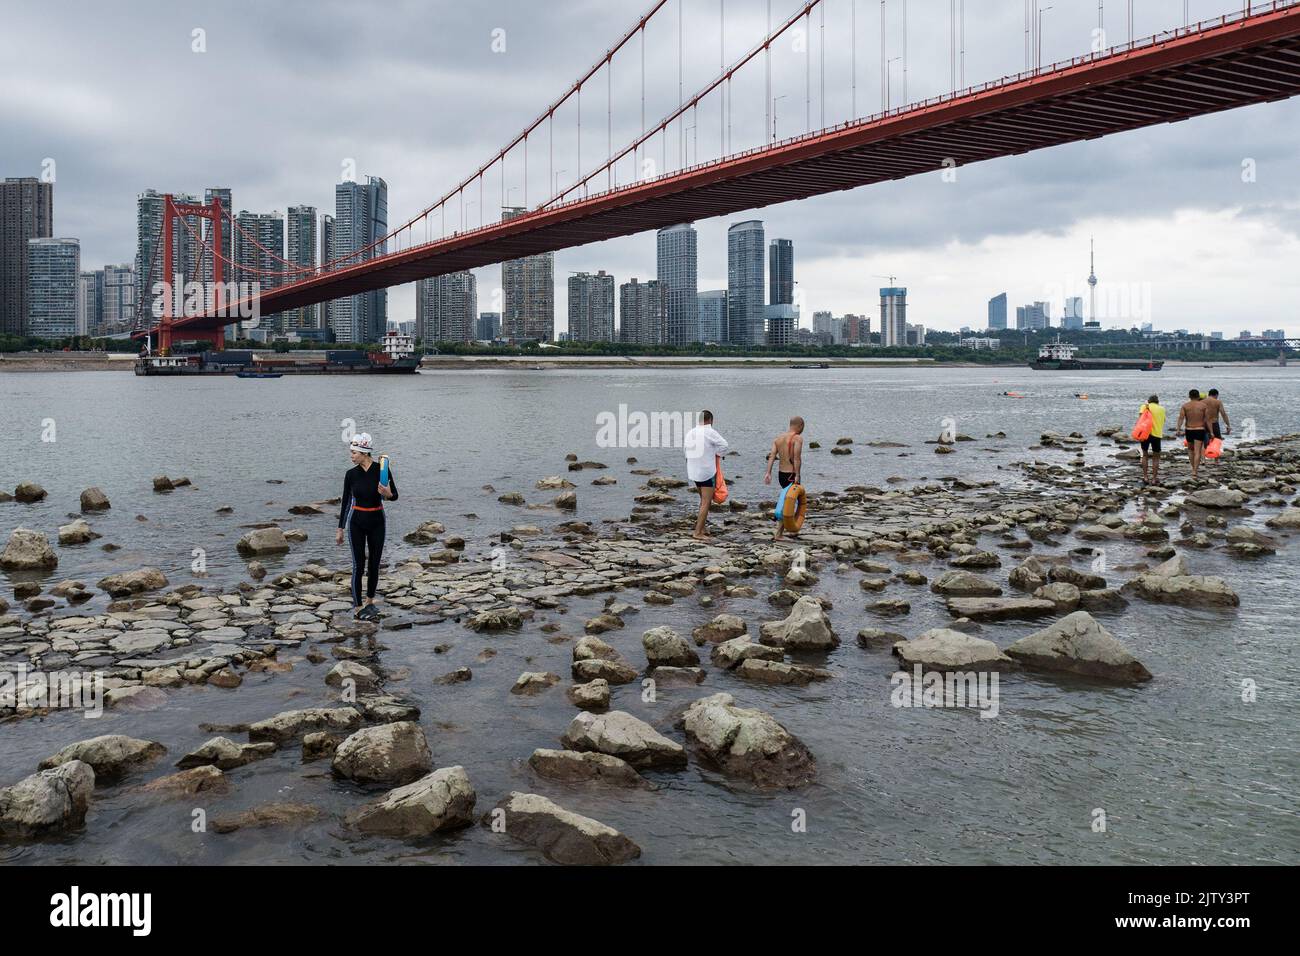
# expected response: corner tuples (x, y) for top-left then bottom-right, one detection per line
(567, 270), (616, 342)
(619, 278), (665, 346)
(77, 270), (102, 336)
(319, 213), (335, 334)
(879, 288), (907, 347)
(102, 263), (135, 331)
(769, 238), (794, 306)
(765, 304), (797, 348)
(135, 189), (202, 327)
(330, 177), (388, 343)
(697, 290), (727, 343)
(1016, 301), (1049, 330)
(727, 220), (765, 345)
(416, 271), (477, 343)
(501, 207), (554, 342)
(476, 311), (501, 340)
(1, 177), (54, 334)
(284, 205), (318, 329)
(234, 210), (285, 331)
(27, 237), (80, 339)
(657, 224), (698, 344)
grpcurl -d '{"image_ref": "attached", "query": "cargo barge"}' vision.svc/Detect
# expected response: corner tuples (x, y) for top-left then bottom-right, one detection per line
(135, 332), (421, 376)
(1029, 339), (1163, 371)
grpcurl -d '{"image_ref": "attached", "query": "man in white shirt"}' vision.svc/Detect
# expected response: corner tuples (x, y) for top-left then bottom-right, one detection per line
(683, 409), (729, 540)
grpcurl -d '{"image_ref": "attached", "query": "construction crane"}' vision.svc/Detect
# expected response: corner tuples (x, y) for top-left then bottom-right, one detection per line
(873, 273), (898, 286)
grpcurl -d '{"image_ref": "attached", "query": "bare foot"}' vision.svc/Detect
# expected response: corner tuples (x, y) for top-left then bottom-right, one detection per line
(692, 532), (712, 541)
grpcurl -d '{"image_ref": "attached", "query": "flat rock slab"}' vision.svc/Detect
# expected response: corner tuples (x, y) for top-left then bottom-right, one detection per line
(39, 735), (166, 783)
(528, 749), (647, 788)
(485, 791), (641, 865)
(892, 628), (1014, 671)
(560, 710), (686, 770)
(346, 766), (476, 837)
(945, 596), (1058, 621)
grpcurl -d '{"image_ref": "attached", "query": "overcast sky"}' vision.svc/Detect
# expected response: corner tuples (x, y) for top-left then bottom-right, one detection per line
(3, 0), (1298, 336)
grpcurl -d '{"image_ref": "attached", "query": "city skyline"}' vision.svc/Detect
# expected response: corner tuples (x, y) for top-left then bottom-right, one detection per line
(3, 1), (1299, 338)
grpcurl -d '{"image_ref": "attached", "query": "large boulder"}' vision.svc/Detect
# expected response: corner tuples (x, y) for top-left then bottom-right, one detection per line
(248, 706), (362, 744)
(402, 520), (446, 544)
(13, 481), (47, 503)
(1008, 557), (1050, 591)
(528, 749), (646, 788)
(175, 737), (276, 770)
(331, 721), (433, 786)
(642, 626), (700, 668)
(1265, 508), (1300, 530)
(236, 527), (290, 556)
(347, 766), (476, 837)
(38, 735), (166, 783)
(711, 637), (783, 670)
(1, 529), (58, 571)
(758, 596), (838, 650)
(891, 629), (1013, 672)
(944, 596), (1057, 621)
(1006, 611), (1152, 683)
(735, 659), (832, 685)
(0, 761), (95, 838)
(486, 792), (641, 865)
(559, 710), (686, 770)
(1122, 572), (1239, 608)
(1032, 581), (1082, 613)
(79, 487), (111, 511)
(96, 567), (168, 597)
(930, 570), (1002, 597)
(680, 693), (816, 789)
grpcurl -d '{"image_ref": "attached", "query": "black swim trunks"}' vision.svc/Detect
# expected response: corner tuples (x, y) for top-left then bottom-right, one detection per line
(1211, 422), (1222, 440)
(1185, 428), (1208, 444)
(694, 476), (715, 489)
(778, 471), (796, 488)
(1140, 437), (1162, 454)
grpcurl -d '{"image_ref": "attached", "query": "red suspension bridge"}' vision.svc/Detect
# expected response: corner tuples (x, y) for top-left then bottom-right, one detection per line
(138, 0), (1300, 351)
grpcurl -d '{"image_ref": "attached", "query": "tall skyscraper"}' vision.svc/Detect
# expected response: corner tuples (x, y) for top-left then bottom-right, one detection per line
(567, 270), (616, 342)
(319, 213), (335, 334)
(988, 292), (1008, 330)
(77, 270), (102, 336)
(476, 311), (501, 340)
(769, 238), (794, 305)
(1062, 296), (1084, 330)
(330, 177), (388, 343)
(416, 271), (477, 343)
(1016, 301), (1049, 330)
(727, 220), (765, 345)
(27, 238), (80, 339)
(697, 290), (727, 343)
(102, 263), (135, 332)
(135, 189), (201, 328)
(1, 177), (54, 334)
(501, 206), (554, 342)
(619, 278), (665, 345)
(285, 206), (318, 329)
(879, 287), (907, 347)
(657, 224), (698, 344)
(234, 210), (285, 331)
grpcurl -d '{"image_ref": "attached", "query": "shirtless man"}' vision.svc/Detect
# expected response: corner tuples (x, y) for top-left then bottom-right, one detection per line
(1204, 388), (1231, 444)
(764, 416), (804, 540)
(1175, 388), (1210, 481)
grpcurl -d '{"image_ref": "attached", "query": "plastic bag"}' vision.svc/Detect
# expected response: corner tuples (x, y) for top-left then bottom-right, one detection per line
(712, 455), (729, 505)
(1204, 437), (1223, 459)
(1131, 408), (1153, 442)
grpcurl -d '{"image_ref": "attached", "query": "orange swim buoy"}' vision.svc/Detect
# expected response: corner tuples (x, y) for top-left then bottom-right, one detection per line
(776, 482), (807, 533)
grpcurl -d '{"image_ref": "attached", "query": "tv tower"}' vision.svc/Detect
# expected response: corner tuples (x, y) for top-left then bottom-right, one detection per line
(1087, 236), (1098, 323)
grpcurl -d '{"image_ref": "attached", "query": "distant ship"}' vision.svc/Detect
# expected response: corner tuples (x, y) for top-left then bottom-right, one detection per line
(135, 331), (421, 376)
(1029, 339), (1163, 371)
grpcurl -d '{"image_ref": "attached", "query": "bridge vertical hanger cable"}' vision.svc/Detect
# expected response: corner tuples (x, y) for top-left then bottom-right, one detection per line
(806, 9), (812, 133)
(902, 0), (907, 104)
(679, 0), (684, 169)
(608, 56), (613, 189)
(766, 0), (773, 143)
(950, 0), (956, 91)
(819, 1), (824, 129)
(720, 0), (726, 155)
(851, 0), (857, 118)
(880, 0), (886, 111)
(960, 0), (965, 87)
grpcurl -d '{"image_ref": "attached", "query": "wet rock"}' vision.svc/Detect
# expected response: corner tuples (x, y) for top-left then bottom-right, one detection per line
(176, 737), (275, 770)
(1006, 611), (1152, 683)
(567, 678), (610, 710)
(1049, 565), (1107, 590)
(858, 577), (888, 592)
(433, 667), (473, 685)
(1185, 488), (1247, 509)
(134, 766), (229, 798)
(326, 660), (379, 690)
(402, 520), (446, 544)
(711, 637), (783, 669)
(486, 792), (641, 865)
(331, 721), (434, 786)
(56, 519), (99, 545)
(302, 732), (344, 762)
(1, 528), (58, 571)
(680, 693), (816, 789)
(247, 561), (267, 580)
(498, 492), (525, 505)
(1122, 570), (1239, 608)
(583, 611), (624, 634)
(569, 461), (609, 472)
(208, 668), (242, 689)
(236, 527), (290, 556)
(468, 607), (523, 631)
(785, 566), (818, 587)
(96, 567), (168, 597)
(1008, 557), (1050, 591)
(211, 802), (324, 834)
(642, 626), (700, 668)
(1033, 581), (1082, 613)
(692, 613), (748, 646)
(152, 476), (175, 492)
(758, 596), (838, 649)
(1224, 526), (1276, 554)
(536, 476), (576, 490)
(949, 551), (1001, 569)
(572, 657), (638, 684)
(1265, 507), (1300, 529)
(930, 570), (1002, 597)
(1078, 588), (1129, 612)
(528, 749), (647, 788)
(0, 761), (95, 838)
(347, 766), (476, 837)
(554, 491), (578, 510)
(248, 706), (363, 744)
(891, 628), (1013, 671)
(512, 671), (561, 695)
(868, 598), (912, 617)
(39, 735), (166, 782)
(736, 659), (832, 685)
(945, 596), (1057, 621)
(13, 481), (47, 503)
(104, 686), (169, 711)
(856, 627), (908, 649)
(560, 710), (687, 770)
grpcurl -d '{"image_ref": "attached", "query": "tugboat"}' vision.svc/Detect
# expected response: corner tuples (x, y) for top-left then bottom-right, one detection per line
(1029, 338), (1163, 371)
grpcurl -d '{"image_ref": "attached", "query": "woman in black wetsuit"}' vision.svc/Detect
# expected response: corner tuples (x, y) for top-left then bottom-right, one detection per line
(335, 432), (397, 620)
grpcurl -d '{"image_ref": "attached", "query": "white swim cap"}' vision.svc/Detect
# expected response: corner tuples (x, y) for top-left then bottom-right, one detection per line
(349, 433), (374, 455)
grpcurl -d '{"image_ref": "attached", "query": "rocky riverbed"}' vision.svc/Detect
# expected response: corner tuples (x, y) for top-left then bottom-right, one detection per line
(2, 428), (1299, 863)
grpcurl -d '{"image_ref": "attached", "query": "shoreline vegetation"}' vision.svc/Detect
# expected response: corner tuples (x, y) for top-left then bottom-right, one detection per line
(2, 423), (1298, 858)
